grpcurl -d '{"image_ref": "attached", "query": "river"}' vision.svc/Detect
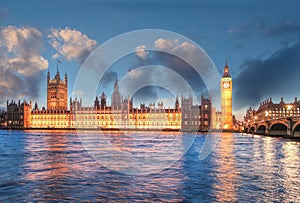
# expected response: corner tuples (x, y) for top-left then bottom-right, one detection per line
(0, 130), (299, 202)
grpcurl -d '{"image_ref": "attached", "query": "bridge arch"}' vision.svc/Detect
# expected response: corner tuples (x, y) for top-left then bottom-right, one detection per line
(269, 122), (288, 136)
(249, 126), (256, 133)
(256, 125), (267, 135)
(292, 120), (300, 137)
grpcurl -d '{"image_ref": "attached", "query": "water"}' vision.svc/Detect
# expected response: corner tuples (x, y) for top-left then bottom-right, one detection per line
(0, 130), (299, 202)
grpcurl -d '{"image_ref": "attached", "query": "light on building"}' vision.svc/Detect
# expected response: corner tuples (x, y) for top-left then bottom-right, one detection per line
(265, 111), (269, 117)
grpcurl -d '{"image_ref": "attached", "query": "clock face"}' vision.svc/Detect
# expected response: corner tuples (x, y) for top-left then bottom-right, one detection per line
(223, 82), (230, 89)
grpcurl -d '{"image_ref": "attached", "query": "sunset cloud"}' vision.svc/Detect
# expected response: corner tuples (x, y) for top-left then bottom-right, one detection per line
(48, 27), (97, 63)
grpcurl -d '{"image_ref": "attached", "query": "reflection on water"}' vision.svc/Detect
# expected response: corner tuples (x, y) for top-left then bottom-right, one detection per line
(212, 133), (238, 202)
(79, 131), (192, 175)
(0, 130), (299, 202)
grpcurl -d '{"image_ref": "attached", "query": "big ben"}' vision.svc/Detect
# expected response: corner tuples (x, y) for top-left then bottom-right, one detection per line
(221, 61), (233, 130)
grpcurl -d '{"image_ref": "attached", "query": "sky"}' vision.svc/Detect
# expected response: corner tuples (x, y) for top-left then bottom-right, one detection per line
(1, 0), (300, 120)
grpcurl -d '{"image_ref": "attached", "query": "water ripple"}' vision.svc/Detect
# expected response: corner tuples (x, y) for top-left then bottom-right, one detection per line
(0, 130), (299, 202)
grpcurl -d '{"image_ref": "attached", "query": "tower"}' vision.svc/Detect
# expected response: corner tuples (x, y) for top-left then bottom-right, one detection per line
(175, 95), (180, 110)
(100, 92), (107, 108)
(47, 66), (68, 111)
(111, 76), (122, 109)
(220, 60), (233, 129)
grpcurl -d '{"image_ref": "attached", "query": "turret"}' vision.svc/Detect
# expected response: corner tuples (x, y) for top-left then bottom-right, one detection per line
(280, 97), (284, 104)
(64, 73), (68, 84)
(55, 67), (60, 81)
(175, 95), (179, 110)
(47, 70), (50, 83)
(100, 92), (107, 108)
(94, 96), (100, 109)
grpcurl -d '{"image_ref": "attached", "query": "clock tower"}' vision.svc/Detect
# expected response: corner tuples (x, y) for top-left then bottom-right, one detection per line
(220, 60), (233, 130)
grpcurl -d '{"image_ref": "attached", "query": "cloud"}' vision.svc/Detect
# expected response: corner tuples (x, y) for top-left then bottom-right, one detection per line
(153, 38), (209, 96)
(116, 38), (212, 106)
(0, 26), (48, 106)
(135, 45), (148, 60)
(229, 18), (300, 43)
(99, 70), (117, 88)
(48, 27), (97, 63)
(133, 86), (173, 106)
(234, 41), (300, 110)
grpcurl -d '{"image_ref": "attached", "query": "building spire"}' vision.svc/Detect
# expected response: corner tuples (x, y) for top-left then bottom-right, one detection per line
(114, 75), (119, 92)
(222, 60), (231, 78)
(114, 76), (118, 88)
(55, 59), (62, 79)
(47, 68), (50, 82)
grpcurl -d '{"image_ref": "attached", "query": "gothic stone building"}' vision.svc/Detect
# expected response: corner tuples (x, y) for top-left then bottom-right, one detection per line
(7, 70), (214, 131)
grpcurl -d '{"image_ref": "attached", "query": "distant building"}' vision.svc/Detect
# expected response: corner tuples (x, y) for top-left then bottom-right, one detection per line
(211, 107), (222, 130)
(181, 96), (200, 131)
(0, 110), (7, 127)
(244, 97), (300, 125)
(6, 100), (31, 128)
(200, 96), (212, 131)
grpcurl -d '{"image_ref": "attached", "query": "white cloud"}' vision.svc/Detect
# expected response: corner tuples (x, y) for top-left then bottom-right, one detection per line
(154, 38), (196, 54)
(154, 38), (211, 75)
(135, 45), (148, 60)
(128, 68), (142, 79)
(0, 26), (48, 105)
(48, 27), (97, 63)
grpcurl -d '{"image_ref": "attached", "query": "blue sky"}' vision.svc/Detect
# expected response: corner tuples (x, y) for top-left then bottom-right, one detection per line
(1, 0), (300, 119)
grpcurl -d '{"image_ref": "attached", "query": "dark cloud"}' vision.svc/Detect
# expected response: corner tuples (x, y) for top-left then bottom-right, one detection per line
(234, 42), (300, 110)
(133, 86), (172, 105)
(99, 71), (117, 88)
(99, 39), (214, 105)
(125, 50), (209, 100)
(153, 51), (207, 96)
(229, 18), (300, 44)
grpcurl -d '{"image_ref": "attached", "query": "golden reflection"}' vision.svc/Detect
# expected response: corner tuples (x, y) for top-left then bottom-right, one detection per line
(281, 141), (300, 202)
(212, 133), (237, 202)
(24, 132), (69, 181)
(262, 137), (275, 170)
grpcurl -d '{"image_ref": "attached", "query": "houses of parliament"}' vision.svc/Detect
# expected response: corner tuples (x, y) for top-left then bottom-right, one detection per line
(4, 62), (235, 131)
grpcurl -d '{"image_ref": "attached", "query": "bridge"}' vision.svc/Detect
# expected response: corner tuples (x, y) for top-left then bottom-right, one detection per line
(243, 116), (300, 138)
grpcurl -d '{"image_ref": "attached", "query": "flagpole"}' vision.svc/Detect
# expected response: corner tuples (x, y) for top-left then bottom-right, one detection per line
(56, 59), (62, 72)
(57, 59), (59, 72)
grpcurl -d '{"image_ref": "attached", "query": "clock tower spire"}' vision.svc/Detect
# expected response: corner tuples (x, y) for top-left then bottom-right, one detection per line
(220, 60), (233, 130)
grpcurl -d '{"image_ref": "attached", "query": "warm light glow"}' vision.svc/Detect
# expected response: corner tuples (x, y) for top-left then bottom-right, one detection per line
(265, 111), (269, 117)
(287, 105), (293, 110)
(29, 110), (182, 130)
(221, 77), (233, 129)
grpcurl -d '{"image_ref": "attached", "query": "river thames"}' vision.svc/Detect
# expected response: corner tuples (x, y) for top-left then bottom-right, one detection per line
(0, 130), (299, 202)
